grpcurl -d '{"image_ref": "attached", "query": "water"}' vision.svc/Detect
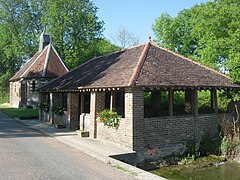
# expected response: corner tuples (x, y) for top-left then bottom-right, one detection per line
(150, 162), (240, 180)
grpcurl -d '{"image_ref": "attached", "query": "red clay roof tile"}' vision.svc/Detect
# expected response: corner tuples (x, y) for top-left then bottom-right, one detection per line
(39, 41), (240, 92)
(10, 44), (68, 81)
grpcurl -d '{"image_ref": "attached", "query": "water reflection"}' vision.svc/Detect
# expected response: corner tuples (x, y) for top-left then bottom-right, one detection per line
(150, 162), (240, 180)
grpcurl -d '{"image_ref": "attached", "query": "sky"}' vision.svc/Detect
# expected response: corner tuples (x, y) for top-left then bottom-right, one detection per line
(93, 0), (210, 44)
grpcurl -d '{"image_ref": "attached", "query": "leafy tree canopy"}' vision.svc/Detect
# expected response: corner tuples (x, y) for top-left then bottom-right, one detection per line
(0, 0), (119, 102)
(152, 0), (240, 83)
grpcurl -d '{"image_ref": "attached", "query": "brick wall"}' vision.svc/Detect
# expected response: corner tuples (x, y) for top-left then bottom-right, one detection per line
(142, 114), (220, 159)
(97, 118), (132, 148)
(67, 93), (79, 130)
(144, 116), (195, 148)
(198, 115), (220, 138)
(96, 88), (144, 151)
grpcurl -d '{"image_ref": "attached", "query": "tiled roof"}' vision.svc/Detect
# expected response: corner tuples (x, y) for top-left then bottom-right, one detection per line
(39, 40), (240, 92)
(10, 44), (69, 81)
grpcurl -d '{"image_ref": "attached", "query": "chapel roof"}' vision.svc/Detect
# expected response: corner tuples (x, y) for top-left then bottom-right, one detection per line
(10, 44), (69, 81)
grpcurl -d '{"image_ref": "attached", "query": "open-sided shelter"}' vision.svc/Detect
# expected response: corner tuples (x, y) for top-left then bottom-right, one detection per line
(39, 38), (240, 162)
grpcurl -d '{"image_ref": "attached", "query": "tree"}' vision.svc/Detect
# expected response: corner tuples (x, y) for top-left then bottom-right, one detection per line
(0, 0), (43, 102)
(152, 0), (240, 82)
(112, 26), (140, 48)
(41, 0), (105, 69)
(0, 0), (118, 102)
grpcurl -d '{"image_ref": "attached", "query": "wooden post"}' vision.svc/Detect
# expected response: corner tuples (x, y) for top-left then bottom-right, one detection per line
(168, 89), (173, 116)
(211, 89), (218, 114)
(193, 89), (198, 118)
(80, 93), (84, 113)
(110, 91), (115, 110)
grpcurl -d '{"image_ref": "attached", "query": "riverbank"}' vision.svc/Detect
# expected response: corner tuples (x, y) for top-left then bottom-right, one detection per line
(149, 155), (240, 180)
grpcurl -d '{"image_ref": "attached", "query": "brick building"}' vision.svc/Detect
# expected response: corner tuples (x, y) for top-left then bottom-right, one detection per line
(9, 30), (69, 108)
(39, 38), (240, 162)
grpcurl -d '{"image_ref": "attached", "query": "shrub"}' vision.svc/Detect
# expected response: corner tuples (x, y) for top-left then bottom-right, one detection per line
(39, 102), (49, 112)
(53, 105), (65, 116)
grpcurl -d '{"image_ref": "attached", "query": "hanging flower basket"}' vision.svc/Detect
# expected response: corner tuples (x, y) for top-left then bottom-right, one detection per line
(97, 109), (121, 128)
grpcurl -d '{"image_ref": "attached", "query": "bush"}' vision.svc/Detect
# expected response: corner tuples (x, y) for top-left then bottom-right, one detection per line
(39, 102), (49, 112)
(53, 105), (65, 116)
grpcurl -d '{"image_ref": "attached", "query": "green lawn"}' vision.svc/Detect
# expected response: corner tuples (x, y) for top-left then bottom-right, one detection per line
(0, 103), (39, 119)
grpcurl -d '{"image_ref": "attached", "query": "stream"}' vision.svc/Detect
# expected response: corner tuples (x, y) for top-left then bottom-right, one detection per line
(150, 161), (240, 180)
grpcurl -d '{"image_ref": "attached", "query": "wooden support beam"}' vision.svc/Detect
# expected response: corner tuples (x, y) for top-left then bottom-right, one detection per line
(211, 89), (218, 114)
(193, 89), (198, 118)
(110, 91), (115, 110)
(168, 89), (173, 117)
(80, 93), (84, 114)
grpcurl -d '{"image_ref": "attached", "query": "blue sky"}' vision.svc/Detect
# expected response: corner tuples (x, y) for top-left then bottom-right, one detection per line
(93, 0), (209, 44)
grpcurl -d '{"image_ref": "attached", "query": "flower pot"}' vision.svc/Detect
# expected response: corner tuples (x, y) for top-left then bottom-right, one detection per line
(80, 131), (89, 137)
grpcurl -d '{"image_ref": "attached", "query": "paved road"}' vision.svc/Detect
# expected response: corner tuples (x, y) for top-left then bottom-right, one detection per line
(0, 112), (135, 180)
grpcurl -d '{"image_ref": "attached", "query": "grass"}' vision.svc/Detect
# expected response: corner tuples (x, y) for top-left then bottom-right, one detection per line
(0, 103), (39, 119)
(107, 161), (137, 176)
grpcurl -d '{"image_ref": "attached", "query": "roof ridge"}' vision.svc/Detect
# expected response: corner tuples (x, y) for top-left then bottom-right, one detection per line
(51, 45), (69, 72)
(42, 43), (52, 77)
(9, 52), (40, 81)
(20, 45), (49, 78)
(128, 38), (151, 86)
(150, 42), (230, 79)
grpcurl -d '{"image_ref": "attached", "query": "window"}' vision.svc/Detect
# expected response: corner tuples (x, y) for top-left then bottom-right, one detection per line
(30, 80), (36, 91)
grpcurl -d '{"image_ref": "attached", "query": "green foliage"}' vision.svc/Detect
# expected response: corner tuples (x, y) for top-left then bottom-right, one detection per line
(0, 0), (42, 94)
(198, 133), (220, 156)
(152, 0), (240, 82)
(220, 137), (240, 158)
(185, 139), (197, 157)
(97, 109), (121, 128)
(0, 90), (9, 104)
(0, 0), (118, 97)
(41, 0), (106, 69)
(53, 105), (65, 116)
(39, 102), (49, 112)
(173, 91), (185, 115)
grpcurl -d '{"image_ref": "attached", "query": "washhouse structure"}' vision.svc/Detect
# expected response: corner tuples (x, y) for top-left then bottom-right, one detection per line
(39, 38), (240, 162)
(9, 30), (69, 108)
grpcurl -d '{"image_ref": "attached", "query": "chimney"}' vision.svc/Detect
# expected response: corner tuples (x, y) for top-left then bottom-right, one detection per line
(39, 28), (50, 52)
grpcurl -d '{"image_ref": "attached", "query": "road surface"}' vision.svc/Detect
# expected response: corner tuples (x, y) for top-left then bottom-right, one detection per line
(0, 112), (135, 180)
